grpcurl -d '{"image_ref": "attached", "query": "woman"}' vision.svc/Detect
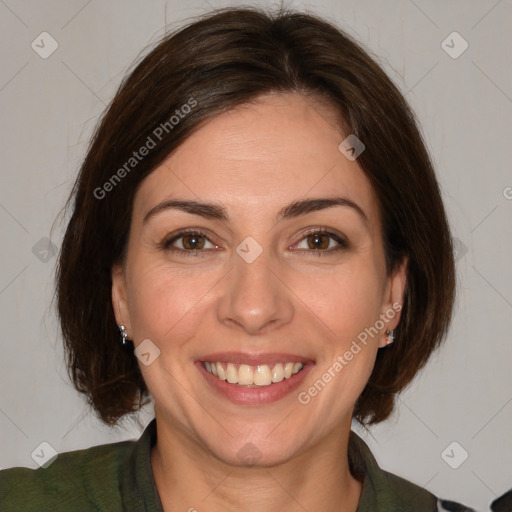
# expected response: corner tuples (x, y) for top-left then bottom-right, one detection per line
(0, 6), (475, 511)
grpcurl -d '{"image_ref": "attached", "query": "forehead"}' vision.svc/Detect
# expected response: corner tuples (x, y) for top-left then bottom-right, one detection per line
(133, 92), (380, 230)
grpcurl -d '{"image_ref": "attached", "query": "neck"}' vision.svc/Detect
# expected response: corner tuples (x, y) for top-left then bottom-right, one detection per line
(150, 414), (363, 512)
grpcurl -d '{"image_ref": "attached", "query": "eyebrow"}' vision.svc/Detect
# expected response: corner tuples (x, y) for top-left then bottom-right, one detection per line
(143, 196), (369, 226)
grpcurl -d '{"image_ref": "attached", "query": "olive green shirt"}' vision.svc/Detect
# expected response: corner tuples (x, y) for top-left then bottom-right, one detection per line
(0, 418), (473, 511)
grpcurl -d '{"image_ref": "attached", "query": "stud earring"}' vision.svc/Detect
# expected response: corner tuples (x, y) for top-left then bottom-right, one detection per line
(118, 325), (133, 351)
(385, 329), (395, 345)
(119, 325), (128, 345)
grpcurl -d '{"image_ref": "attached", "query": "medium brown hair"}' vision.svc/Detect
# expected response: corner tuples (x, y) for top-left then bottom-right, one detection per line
(55, 6), (455, 426)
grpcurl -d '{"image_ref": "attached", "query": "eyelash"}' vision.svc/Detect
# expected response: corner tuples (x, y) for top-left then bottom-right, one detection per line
(160, 227), (349, 258)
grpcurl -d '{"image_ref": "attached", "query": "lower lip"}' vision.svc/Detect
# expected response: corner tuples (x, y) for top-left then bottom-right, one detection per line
(196, 362), (315, 405)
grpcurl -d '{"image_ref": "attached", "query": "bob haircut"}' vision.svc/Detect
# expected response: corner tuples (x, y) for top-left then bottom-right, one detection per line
(55, 6), (455, 427)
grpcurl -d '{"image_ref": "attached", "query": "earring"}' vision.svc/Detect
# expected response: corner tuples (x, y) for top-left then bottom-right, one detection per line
(385, 329), (395, 345)
(118, 325), (133, 350)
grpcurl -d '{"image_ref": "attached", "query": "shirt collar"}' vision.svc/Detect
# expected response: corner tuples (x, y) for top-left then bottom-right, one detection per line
(123, 417), (164, 511)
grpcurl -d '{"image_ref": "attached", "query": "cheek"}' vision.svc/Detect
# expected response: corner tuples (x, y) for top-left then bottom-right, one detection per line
(295, 266), (383, 414)
(293, 259), (384, 398)
(125, 257), (213, 344)
(293, 261), (385, 342)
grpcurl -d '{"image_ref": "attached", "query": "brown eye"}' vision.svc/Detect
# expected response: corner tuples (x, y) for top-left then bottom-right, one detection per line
(305, 232), (330, 250)
(294, 229), (348, 255)
(161, 229), (218, 258)
(181, 233), (206, 250)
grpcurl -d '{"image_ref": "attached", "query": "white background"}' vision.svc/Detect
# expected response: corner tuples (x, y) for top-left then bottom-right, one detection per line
(0, 1), (511, 510)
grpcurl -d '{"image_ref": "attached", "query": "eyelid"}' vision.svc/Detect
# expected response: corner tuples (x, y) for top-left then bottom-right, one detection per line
(160, 226), (349, 256)
(159, 228), (220, 252)
(290, 226), (349, 252)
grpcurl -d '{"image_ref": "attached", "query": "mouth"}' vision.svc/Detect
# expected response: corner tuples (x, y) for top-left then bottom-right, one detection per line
(202, 360), (305, 387)
(195, 353), (315, 405)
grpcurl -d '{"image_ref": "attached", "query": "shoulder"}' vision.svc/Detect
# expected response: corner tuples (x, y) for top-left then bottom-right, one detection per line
(349, 430), (475, 511)
(376, 467), (475, 511)
(0, 437), (136, 512)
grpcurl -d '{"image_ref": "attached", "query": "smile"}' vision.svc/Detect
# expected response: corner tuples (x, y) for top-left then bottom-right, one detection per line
(202, 361), (304, 387)
(196, 354), (315, 405)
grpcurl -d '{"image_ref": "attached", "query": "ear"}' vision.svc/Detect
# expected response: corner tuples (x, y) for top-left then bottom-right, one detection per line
(378, 256), (408, 348)
(111, 262), (132, 335)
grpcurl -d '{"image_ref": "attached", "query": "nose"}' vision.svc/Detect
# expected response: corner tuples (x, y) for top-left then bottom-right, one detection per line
(216, 245), (294, 336)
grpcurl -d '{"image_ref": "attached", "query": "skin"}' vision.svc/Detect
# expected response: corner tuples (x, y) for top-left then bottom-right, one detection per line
(112, 91), (407, 512)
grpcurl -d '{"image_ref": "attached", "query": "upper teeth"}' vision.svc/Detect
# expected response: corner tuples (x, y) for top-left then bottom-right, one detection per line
(203, 362), (304, 387)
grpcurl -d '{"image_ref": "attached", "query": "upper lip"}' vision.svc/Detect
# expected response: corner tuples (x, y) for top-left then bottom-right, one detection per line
(196, 352), (314, 366)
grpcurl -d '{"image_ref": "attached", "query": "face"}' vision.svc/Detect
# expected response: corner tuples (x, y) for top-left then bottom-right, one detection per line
(112, 92), (406, 467)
